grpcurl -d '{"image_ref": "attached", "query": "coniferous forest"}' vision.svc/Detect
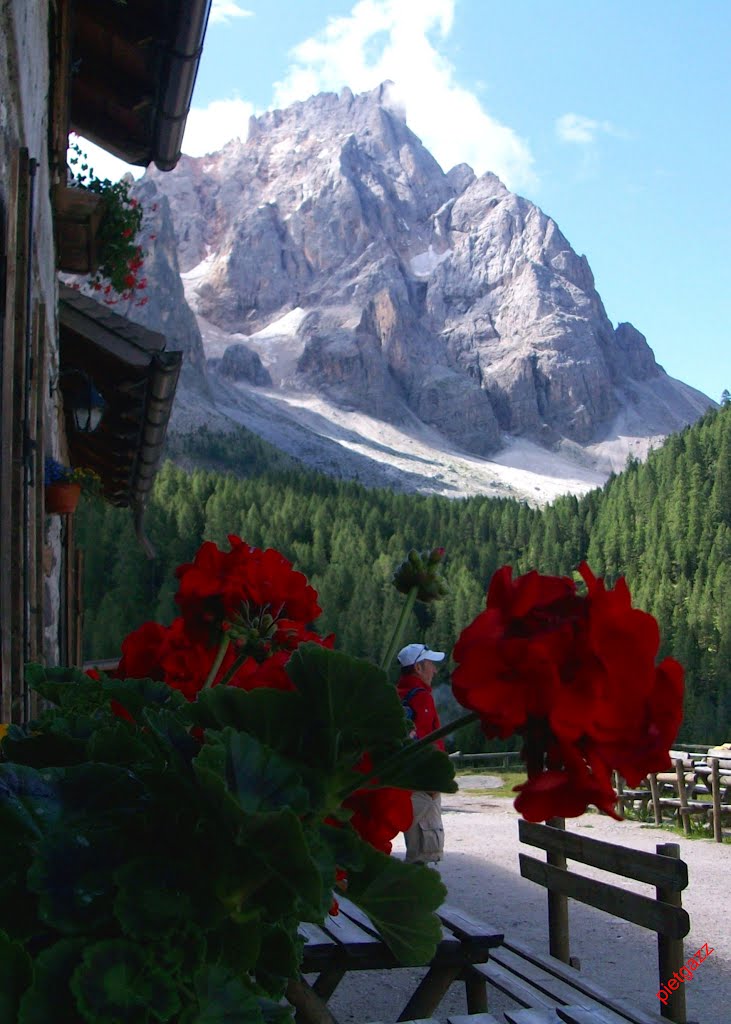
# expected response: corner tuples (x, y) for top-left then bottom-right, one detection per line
(76, 402), (731, 748)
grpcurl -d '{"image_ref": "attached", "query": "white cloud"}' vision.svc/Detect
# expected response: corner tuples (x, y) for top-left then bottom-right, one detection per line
(209, 1), (253, 25)
(182, 97), (255, 156)
(556, 113), (619, 145)
(272, 0), (536, 191)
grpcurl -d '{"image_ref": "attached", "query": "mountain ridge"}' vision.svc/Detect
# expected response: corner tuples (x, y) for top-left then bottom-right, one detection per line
(118, 83), (713, 501)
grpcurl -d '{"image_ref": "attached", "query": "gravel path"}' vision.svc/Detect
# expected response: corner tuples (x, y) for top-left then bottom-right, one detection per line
(325, 790), (730, 1024)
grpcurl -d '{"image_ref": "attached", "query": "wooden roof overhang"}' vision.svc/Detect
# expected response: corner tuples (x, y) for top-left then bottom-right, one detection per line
(58, 284), (181, 547)
(68, 0), (212, 171)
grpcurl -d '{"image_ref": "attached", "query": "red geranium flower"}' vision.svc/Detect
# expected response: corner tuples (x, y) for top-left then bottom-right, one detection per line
(341, 753), (414, 854)
(175, 536), (322, 651)
(451, 563), (684, 821)
(117, 617), (223, 700)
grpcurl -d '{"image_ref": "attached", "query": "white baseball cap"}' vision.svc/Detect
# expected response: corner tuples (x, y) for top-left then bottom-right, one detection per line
(397, 643), (445, 668)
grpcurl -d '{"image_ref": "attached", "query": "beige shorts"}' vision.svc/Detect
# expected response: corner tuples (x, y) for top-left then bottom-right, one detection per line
(404, 791), (444, 864)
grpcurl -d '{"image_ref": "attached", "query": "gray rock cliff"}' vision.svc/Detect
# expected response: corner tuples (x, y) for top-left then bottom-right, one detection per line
(138, 83), (712, 467)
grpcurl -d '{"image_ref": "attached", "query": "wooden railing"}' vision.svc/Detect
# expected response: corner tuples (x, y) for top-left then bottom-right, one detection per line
(615, 751), (731, 842)
(518, 818), (690, 1023)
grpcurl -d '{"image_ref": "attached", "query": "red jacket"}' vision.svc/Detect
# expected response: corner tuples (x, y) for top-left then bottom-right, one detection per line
(397, 673), (446, 751)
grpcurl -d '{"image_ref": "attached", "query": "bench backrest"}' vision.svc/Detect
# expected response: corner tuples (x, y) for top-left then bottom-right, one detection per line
(518, 819), (690, 1023)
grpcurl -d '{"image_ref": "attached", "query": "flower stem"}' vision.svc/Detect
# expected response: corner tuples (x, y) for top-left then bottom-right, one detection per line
(216, 649), (250, 688)
(380, 586), (418, 671)
(203, 634), (230, 689)
(341, 710), (480, 797)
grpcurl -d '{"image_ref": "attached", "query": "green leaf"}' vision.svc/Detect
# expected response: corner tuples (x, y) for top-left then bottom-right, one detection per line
(70, 939), (181, 1023)
(242, 810), (323, 919)
(0, 721), (89, 768)
(205, 916), (262, 974)
(369, 741), (458, 794)
(284, 644), (408, 759)
(86, 722), (158, 766)
(346, 843), (446, 965)
(179, 966), (267, 1024)
(191, 688), (304, 756)
(26, 663), (188, 723)
(113, 858), (194, 940)
(140, 707), (201, 768)
(17, 938), (85, 1024)
(0, 929), (32, 1024)
(0, 764), (66, 840)
(28, 828), (121, 934)
(256, 923), (303, 981)
(194, 729), (309, 817)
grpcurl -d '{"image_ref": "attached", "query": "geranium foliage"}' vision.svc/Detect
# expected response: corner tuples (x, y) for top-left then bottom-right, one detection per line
(1, 659), (451, 1023)
(0, 536), (683, 1022)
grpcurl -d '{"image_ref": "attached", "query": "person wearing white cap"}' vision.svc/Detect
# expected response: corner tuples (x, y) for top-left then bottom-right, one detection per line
(396, 643), (447, 865)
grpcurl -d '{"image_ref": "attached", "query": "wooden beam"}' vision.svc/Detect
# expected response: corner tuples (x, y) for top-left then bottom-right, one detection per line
(655, 843), (686, 1024)
(518, 855), (690, 939)
(10, 149), (31, 723)
(519, 820), (688, 890)
(0, 151), (20, 723)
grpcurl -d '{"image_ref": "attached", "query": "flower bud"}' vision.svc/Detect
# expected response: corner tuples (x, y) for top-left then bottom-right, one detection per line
(392, 548), (448, 603)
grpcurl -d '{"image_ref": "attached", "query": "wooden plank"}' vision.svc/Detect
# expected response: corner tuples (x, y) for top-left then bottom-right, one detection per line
(30, 305), (46, 687)
(464, 971), (488, 1014)
(545, 817), (570, 964)
(447, 1014), (501, 1024)
(654, 844), (686, 1024)
(0, 159), (16, 723)
(648, 774), (662, 825)
(711, 759), (723, 843)
(503, 940), (666, 1024)
(10, 148), (31, 723)
(518, 822), (688, 891)
(299, 921), (347, 975)
(397, 965), (462, 1022)
(471, 961), (558, 1012)
(519, 855), (689, 939)
(504, 1010), (563, 1024)
(338, 898), (461, 954)
(436, 904), (504, 947)
(488, 949), (629, 1024)
(285, 978), (339, 1024)
(557, 1008), (621, 1024)
(318, 908), (382, 959)
(312, 965), (346, 1001)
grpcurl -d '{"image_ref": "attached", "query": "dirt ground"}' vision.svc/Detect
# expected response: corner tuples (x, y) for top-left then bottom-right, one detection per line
(325, 782), (730, 1024)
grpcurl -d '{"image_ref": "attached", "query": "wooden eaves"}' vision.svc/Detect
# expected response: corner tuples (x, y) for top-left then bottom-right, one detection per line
(58, 283), (182, 553)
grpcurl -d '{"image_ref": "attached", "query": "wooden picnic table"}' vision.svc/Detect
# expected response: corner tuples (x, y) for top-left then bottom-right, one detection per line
(289, 898), (504, 1024)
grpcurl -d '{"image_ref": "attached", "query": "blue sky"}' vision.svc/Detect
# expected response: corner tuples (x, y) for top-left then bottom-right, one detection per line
(86, 0), (730, 403)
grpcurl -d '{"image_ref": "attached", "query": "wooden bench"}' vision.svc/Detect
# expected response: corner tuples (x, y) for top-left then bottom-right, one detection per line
(369, 1008), (654, 1024)
(639, 752), (731, 840)
(293, 898), (503, 1024)
(467, 820), (690, 1024)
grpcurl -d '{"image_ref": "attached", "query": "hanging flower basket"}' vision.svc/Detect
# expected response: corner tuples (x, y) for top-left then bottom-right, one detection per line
(44, 482), (81, 515)
(43, 457), (101, 514)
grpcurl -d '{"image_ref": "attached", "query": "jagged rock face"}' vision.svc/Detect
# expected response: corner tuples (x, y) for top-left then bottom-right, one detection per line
(217, 344), (271, 386)
(141, 84), (710, 456)
(126, 178), (209, 393)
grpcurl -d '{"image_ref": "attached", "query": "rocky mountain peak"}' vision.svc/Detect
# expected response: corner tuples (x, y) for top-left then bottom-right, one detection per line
(135, 83), (712, 487)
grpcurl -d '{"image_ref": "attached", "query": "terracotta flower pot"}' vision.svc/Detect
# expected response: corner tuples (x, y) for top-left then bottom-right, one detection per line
(45, 482), (81, 515)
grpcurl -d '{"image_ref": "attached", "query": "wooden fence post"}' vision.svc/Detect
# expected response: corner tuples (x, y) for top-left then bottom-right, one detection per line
(711, 759), (722, 844)
(655, 842), (686, 1024)
(649, 773), (663, 825)
(546, 816), (570, 964)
